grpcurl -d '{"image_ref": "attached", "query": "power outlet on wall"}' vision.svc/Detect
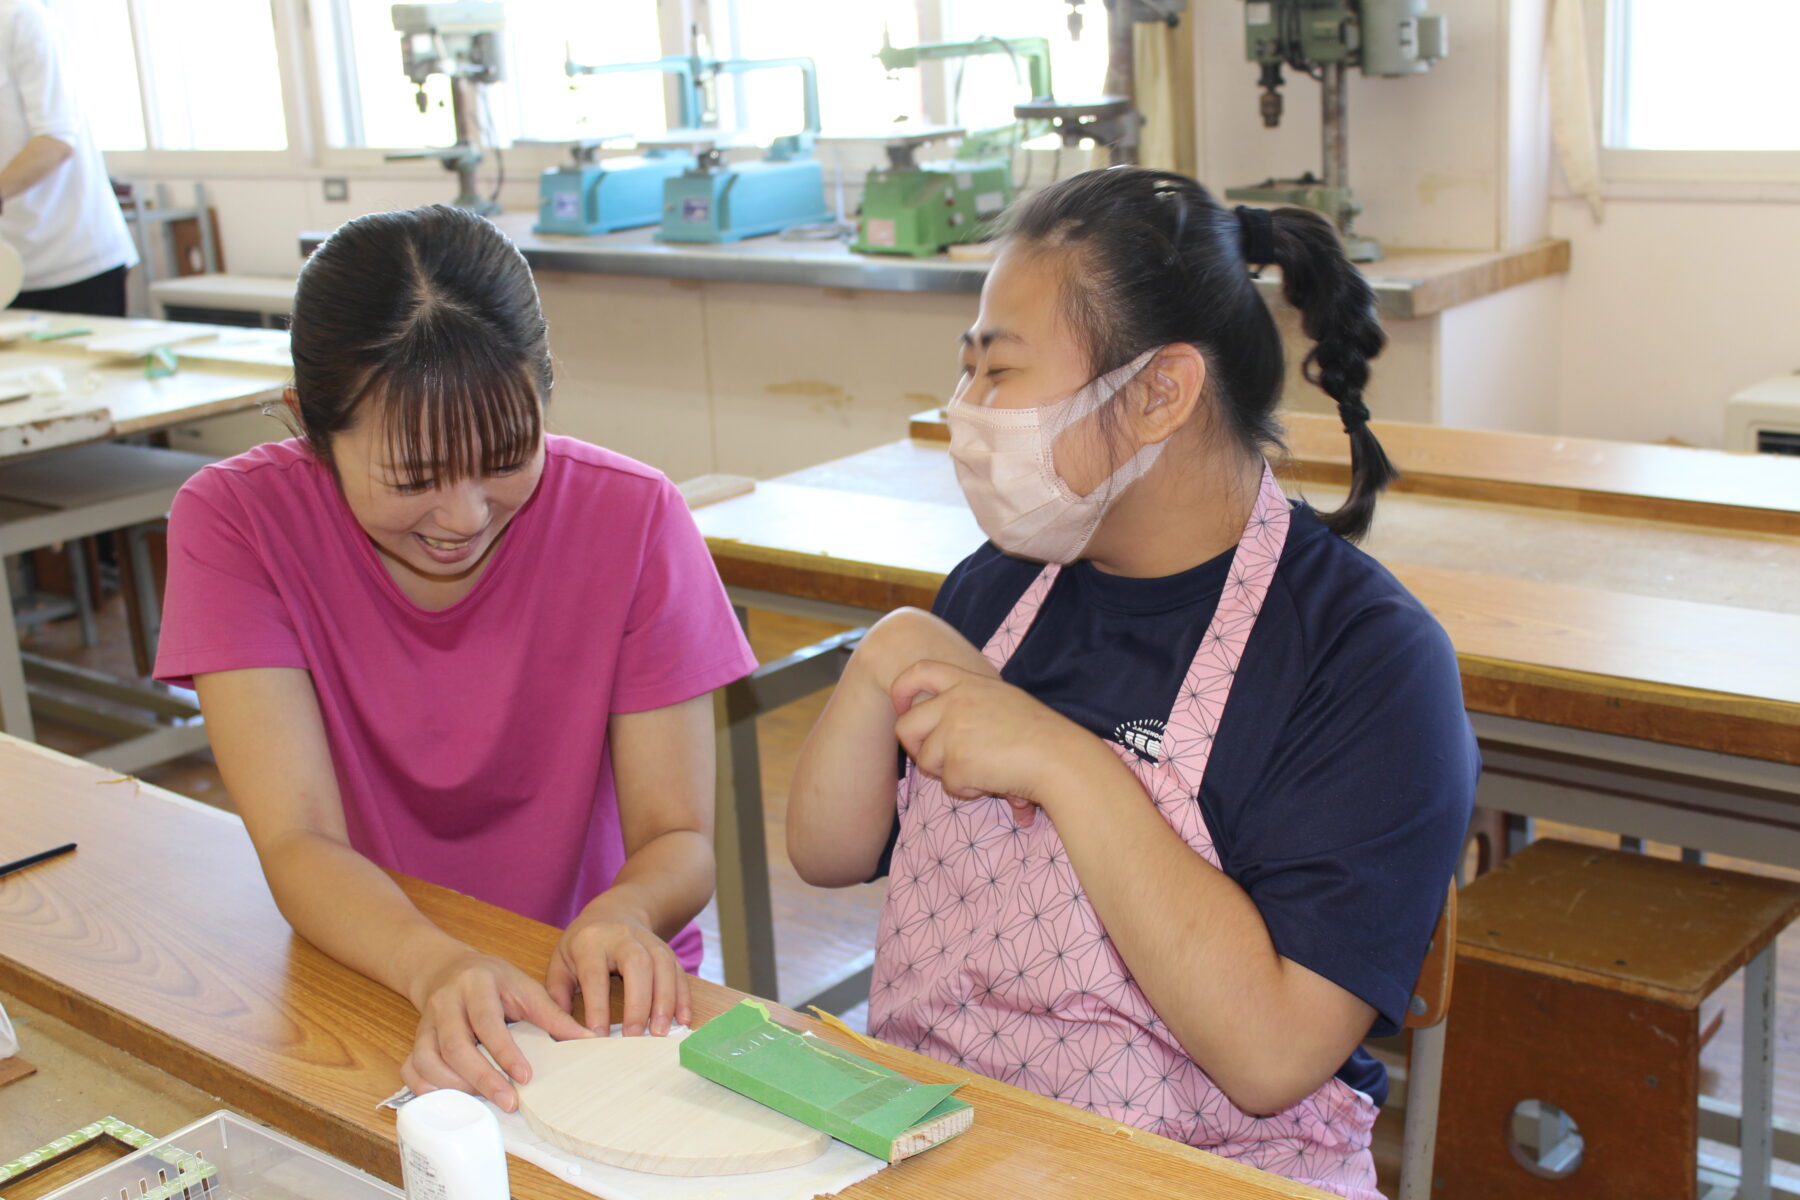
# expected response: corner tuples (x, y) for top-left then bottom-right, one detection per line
(322, 178), (349, 203)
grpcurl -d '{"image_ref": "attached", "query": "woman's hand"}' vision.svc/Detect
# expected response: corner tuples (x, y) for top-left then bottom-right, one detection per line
(401, 949), (592, 1112)
(890, 659), (1105, 825)
(548, 912), (692, 1037)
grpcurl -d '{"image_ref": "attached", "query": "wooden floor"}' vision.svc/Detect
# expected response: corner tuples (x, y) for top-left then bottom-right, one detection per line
(21, 595), (1800, 1191)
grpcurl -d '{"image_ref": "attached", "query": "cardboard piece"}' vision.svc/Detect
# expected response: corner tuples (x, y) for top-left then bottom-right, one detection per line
(680, 1001), (972, 1163)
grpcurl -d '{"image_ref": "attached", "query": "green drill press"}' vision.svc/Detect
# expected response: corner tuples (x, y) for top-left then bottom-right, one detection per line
(848, 34), (1054, 257)
(1225, 0), (1448, 262)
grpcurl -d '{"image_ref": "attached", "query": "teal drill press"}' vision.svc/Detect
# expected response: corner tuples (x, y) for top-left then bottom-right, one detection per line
(1225, 0), (1448, 262)
(849, 34), (1054, 257)
(652, 56), (834, 244)
(534, 55), (706, 236)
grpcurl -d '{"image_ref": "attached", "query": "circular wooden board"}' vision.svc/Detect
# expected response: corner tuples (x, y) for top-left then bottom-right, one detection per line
(514, 1028), (830, 1177)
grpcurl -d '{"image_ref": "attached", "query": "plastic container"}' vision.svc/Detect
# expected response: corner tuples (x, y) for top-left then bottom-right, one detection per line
(395, 1090), (509, 1200)
(39, 1110), (403, 1200)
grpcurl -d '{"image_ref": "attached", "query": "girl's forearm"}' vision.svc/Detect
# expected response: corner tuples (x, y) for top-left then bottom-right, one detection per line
(787, 651), (906, 887)
(256, 829), (471, 1009)
(0, 136), (73, 202)
(581, 828), (714, 940)
(1042, 740), (1371, 1115)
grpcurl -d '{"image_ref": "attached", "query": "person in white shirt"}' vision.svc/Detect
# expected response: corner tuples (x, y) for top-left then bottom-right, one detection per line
(0, 0), (137, 315)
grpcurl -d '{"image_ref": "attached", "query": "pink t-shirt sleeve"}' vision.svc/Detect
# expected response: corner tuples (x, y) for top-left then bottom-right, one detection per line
(155, 472), (308, 688)
(610, 477), (757, 713)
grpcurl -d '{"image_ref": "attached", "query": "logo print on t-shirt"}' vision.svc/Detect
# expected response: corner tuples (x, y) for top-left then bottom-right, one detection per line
(1112, 717), (1166, 763)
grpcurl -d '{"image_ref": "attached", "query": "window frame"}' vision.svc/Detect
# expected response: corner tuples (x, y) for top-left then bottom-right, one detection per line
(94, 0), (309, 172)
(1586, 0), (1800, 195)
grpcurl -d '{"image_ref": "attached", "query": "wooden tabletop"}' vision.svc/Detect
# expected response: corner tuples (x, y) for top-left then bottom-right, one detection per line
(1455, 839), (1800, 1009)
(909, 408), (1800, 537)
(0, 314), (287, 458)
(695, 439), (1800, 766)
(0, 734), (1328, 1200)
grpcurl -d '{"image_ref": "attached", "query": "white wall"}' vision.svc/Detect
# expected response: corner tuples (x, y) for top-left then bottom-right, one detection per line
(1550, 196), (1800, 447)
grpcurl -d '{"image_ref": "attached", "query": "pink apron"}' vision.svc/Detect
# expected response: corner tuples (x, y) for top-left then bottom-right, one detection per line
(870, 462), (1381, 1200)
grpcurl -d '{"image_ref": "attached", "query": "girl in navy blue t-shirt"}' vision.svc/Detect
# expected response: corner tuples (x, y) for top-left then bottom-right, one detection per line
(789, 168), (1477, 1199)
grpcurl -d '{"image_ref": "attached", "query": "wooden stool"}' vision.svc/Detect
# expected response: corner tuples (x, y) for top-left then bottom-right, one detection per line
(1438, 839), (1800, 1199)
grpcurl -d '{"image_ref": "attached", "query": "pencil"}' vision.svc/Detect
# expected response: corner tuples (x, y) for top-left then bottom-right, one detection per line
(0, 842), (76, 879)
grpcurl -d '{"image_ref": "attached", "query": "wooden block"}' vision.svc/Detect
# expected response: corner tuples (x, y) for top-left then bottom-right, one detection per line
(1438, 957), (1699, 1199)
(512, 1026), (830, 1176)
(0, 1054), (37, 1086)
(909, 407), (948, 441)
(1456, 840), (1800, 1008)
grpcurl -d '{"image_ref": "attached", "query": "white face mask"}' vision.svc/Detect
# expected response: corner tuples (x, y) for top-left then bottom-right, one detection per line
(947, 350), (1161, 563)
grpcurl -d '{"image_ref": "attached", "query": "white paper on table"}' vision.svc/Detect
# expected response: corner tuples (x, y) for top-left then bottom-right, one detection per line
(378, 1023), (888, 1200)
(83, 327), (219, 357)
(0, 314), (49, 342)
(0, 999), (18, 1058)
(0, 366), (66, 401)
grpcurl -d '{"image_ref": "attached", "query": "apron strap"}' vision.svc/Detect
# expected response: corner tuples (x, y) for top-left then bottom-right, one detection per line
(979, 562), (1061, 670)
(1158, 461), (1291, 792)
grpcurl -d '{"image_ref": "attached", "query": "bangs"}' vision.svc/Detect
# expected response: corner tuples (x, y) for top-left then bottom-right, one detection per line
(366, 352), (544, 489)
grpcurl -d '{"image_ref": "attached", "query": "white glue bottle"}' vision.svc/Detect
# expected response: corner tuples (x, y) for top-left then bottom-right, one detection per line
(397, 1089), (511, 1200)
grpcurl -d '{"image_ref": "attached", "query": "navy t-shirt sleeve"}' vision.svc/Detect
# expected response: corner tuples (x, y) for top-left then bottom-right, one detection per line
(1211, 595), (1476, 1038)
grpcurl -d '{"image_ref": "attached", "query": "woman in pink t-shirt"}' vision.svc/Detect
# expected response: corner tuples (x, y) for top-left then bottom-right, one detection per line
(154, 206), (756, 1113)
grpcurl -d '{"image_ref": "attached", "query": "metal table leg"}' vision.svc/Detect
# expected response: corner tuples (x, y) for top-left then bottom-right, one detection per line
(713, 677), (778, 1001)
(0, 564), (34, 739)
(1741, 942), (1775, 1200)
(709, 611), (866, 1005)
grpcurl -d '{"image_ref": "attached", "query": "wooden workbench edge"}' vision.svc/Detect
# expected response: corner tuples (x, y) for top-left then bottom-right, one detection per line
(1401, 239), (1572, 319)
(706, 538), (943, 611)
(1458, 657), (1800, 766)
(0, 950), (395, 1181)
(1281, 459), (1800, 538)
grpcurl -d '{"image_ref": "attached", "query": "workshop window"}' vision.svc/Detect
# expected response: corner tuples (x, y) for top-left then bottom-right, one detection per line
(936, 1), (1109, 137)
(705, 0), (1111, 140)
(313, 0), (665, 150)
(1595, 0), (1800, 182)
(48, 0), (287, 152)
(710, 0), (923, 138)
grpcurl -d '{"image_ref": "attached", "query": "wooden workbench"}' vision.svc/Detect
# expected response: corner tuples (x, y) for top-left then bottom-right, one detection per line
(0, 314), (290, 768)
(0, 313), (287, 458)
(699, 436), (1800, 765)
(0, 734), (1328, 1200)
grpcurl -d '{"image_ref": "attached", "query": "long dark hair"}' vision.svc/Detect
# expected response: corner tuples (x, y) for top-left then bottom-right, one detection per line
(288, 204), (549, 486)
(1001, 167), (1395, 541)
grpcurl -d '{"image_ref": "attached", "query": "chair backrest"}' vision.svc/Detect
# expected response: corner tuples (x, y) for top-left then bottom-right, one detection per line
(1405, 881), (1457, 1029)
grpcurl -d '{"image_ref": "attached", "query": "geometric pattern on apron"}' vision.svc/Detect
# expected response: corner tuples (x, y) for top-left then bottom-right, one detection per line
(870, 461), (1381, 1199)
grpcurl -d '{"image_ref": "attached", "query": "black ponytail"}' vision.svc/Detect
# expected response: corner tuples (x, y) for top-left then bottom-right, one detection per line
(1267, 205), (1395, 541)
(1001, 167), (1395, 542)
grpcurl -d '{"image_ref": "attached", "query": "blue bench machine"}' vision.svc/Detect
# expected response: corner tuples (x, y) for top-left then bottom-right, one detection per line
(536, 53), (833, 244)
(650, 55), (834, 244)
(534, 55), (706, 236)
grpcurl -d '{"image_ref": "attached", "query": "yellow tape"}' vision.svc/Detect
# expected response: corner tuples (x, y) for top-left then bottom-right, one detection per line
(806, 1005), (879, 1052)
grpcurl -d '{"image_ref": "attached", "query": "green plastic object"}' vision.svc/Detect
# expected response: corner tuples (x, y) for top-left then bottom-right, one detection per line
(145, 346), (179, 379)
(680, 1000), (973, 1163)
